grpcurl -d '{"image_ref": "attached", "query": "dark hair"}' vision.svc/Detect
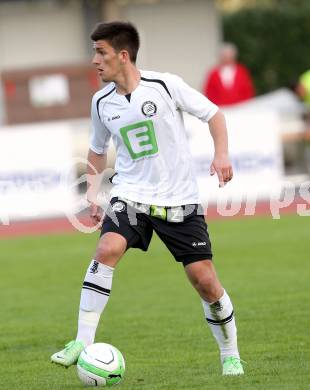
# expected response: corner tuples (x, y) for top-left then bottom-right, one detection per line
(91, 21), (140, 63)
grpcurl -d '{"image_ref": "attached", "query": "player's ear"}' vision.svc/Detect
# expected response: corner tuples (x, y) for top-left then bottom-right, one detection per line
(119, 50), (130, 64)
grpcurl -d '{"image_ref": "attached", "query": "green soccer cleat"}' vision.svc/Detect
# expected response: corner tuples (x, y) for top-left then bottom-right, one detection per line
(222, 356), (244, 376)
(51, 340), (85, 367)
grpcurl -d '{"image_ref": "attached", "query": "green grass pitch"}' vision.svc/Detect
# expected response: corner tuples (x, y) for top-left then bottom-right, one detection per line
(1, 214), (309, 389)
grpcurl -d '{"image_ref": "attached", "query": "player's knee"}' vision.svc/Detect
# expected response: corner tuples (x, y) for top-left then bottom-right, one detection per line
(192, 271), (221, 301)
(193, 273), (215, 293)
(95, 241), (123, 263)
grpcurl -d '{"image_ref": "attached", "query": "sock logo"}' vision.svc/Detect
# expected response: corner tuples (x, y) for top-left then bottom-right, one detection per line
(212, 301), (223, 312)
(90, 261), (99, 274)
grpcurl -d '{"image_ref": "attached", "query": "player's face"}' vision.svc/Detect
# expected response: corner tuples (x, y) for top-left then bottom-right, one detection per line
(92, 40), (122, 82)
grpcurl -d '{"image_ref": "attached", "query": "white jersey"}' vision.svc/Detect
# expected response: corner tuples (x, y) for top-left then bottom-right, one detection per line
(90, 70), (218, 206)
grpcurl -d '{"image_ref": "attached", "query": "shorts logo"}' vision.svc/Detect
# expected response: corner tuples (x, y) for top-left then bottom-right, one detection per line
(112, 201), (126, 212)
(192, 241), (206, 247)
(141, 101), (157, 117)
(90, 261), (99, 274)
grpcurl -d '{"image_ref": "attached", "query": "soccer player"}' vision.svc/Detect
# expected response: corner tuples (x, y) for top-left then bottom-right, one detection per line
(51, 21), (244, 376)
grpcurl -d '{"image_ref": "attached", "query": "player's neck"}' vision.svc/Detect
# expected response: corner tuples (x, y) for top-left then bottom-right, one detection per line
(114, 65), (140, 95)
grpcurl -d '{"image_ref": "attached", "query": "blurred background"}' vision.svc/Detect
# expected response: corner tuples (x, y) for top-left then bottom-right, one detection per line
(1, 0), (310, 231)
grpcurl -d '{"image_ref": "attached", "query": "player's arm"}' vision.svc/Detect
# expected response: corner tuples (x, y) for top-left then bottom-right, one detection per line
(167, 74), (232, 187)
(87, 150), (107, 225)
(87, 93), (111, 224)
(208, 110), (233, 187)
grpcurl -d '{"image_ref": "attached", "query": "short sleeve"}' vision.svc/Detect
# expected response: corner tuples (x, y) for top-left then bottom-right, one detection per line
(89, 95), (111, 154)
(167, 74), (219, 122)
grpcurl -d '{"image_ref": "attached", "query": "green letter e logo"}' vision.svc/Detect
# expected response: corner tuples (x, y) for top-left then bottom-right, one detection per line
(120, 120), (158, 160)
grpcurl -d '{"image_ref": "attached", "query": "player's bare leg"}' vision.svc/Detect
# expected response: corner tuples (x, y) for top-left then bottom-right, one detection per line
(51, 232), (126, 367)
(184, 260), (244, 375)
(94, 231), (127, 267)
(184, 259), (223, 302)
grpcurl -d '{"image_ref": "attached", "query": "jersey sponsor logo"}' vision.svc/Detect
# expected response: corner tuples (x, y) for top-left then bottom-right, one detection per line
(141, 101), (157, 117)
(112, 201), (126, 212)
(120, 120), (158, 160)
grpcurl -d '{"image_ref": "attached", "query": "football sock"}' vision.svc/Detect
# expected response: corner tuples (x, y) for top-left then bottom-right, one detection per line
(76, 260), (114, 346)
(202, 290), (240, 362)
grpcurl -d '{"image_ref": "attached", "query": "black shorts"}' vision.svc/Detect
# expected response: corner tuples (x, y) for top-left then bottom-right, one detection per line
(101, 197), (213, 266)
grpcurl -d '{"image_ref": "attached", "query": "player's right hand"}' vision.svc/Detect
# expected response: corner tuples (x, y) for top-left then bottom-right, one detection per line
(88, 202), (103, 226)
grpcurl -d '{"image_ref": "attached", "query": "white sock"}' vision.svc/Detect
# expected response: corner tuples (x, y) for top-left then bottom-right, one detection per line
(202, 290), (240, 362)
(76, 260), (114, 346)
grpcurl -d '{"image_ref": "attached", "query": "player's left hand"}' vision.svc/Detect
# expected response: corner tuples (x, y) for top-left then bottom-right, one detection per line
(210, 155), (233, 188)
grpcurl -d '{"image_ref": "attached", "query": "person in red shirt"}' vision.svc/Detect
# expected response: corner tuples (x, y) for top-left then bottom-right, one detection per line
(203, 43), (255, 106)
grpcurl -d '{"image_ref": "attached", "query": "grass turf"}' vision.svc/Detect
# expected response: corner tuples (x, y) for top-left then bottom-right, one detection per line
(0, 214), (309, 389)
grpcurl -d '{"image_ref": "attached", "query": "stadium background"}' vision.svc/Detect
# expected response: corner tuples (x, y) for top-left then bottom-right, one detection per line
(0, 0), (309, 389)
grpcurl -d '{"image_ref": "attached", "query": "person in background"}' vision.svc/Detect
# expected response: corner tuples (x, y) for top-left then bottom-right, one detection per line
(296, 69), (310, 109)
(203, 43), (255, 106)
(296, 69), (310, 174)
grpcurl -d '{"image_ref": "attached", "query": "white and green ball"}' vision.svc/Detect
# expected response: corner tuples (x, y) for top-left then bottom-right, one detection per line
(77, 343), (125, 387)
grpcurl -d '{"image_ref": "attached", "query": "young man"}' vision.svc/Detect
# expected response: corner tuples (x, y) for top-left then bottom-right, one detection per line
(51, 21), (244, 376)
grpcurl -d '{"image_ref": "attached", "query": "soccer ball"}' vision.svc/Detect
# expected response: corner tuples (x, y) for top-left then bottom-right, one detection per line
(77, 343), (125, 387)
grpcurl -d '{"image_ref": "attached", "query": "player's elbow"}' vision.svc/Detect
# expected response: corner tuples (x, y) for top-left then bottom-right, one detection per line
(208, 109), (225, 125)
